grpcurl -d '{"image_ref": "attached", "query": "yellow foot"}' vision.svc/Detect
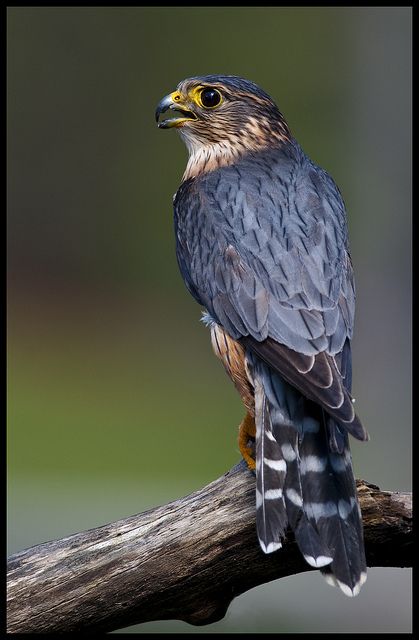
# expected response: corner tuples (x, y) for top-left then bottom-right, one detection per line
(238, 411), (256, 470)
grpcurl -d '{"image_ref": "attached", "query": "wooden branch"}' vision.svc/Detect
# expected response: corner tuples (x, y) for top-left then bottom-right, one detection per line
(7, 462), (412, 634)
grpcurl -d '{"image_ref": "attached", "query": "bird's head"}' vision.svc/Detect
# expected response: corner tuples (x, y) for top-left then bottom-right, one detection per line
(155, 75), (291, 179)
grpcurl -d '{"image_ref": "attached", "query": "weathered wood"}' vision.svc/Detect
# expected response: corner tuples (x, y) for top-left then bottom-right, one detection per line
(7, 462), (412, 634)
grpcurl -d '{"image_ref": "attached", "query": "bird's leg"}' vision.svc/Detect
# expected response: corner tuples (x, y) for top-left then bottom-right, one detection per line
(238, 411), (256, 470)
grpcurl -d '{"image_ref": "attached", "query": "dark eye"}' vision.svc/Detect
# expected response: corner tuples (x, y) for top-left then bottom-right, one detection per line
(200, 87), (222, 108)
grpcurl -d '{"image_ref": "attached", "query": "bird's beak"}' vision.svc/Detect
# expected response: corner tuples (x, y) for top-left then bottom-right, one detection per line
(155, 91), (197, 129)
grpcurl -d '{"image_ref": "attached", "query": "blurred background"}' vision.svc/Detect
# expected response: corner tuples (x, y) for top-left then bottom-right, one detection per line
(7, 7), (411, 633)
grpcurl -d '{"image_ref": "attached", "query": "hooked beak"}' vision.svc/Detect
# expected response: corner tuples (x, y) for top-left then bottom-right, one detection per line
(155, 92), (197, 129)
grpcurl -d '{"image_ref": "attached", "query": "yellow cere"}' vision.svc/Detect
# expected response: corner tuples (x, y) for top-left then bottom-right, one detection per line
(163, 91), (195, 128)
(169, 91), (183, 103)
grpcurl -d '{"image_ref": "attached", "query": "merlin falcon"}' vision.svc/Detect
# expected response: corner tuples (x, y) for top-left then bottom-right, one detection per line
(156, 75), (368, 597)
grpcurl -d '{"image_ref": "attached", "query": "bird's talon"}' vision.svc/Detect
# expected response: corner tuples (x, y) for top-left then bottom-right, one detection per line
(238, 412), (257, 470)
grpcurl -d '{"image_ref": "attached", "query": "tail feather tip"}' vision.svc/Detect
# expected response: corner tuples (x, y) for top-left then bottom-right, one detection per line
(259, 540), (282, 554)
(304, 554), (333, 568)
(323, 570), (367, 597)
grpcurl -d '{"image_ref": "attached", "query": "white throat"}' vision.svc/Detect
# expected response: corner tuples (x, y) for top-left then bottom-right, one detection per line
(179, 116), (289, 181)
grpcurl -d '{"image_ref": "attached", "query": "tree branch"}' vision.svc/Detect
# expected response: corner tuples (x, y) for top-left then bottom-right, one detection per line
(7, 462), (412, 634)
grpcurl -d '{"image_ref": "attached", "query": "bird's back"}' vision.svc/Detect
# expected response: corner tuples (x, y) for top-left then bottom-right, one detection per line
(174, 140), (353, 357)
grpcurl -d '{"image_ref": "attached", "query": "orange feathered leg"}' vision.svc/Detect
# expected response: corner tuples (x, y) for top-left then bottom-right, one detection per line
(238, 411), (256, 470)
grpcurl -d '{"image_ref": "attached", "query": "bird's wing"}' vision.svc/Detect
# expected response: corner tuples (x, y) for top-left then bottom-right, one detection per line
(175, 153), (366, 440)
(209, 239), (364, 440)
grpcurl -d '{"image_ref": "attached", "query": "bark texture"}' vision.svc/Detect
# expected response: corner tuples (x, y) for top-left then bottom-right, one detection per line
(7, 462), (412, 633)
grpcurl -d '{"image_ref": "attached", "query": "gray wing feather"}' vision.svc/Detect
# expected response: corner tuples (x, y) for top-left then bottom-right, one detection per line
(182, 150), (355, 358)
(174, 145), (362, 434)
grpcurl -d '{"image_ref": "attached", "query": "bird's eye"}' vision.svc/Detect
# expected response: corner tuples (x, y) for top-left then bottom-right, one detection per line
(199, 87), (222, 108)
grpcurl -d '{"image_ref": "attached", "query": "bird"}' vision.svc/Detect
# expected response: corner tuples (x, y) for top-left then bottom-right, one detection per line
(155, 75), (368, 597)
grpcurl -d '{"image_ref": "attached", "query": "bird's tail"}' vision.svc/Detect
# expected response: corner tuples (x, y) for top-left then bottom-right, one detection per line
(252, 358), (367, 597)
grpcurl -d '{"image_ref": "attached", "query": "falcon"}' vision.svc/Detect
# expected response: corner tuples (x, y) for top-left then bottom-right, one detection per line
(155, 75), (368, 597)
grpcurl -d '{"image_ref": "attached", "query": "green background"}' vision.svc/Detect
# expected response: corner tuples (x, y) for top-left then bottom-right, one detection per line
(7, 7), (411, 633)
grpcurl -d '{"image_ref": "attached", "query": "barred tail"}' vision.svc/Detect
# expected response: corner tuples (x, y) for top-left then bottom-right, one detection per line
(278, 425), (334, 569)
(254, 378), (287, 553)
(253, 360), (367, 597)
(299, 408), (367, 596)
